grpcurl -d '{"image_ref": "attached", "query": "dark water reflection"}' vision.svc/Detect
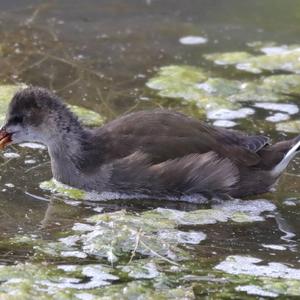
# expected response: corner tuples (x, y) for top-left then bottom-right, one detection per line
(0, 0), (300, 297)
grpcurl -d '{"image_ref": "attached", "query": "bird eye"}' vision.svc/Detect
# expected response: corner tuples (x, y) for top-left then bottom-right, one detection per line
(10, 115), (23, 124)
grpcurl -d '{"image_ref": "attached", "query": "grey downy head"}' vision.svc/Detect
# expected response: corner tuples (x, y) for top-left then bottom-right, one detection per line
(0, 87), (82, 148)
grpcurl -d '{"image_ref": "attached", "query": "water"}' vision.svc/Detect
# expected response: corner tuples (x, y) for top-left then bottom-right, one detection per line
(0, 1), (300, 298)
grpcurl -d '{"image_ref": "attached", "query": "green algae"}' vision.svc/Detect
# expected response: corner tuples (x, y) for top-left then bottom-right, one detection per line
(4, 199), (275, 267)
(213, 255), (300, 298)
(94, 282), (195, 300)
(39, 179), (86, 200)
(204, 51), (254, 66)
(68, 105), (105, 127)
(146, 65), (238, 112)
(0, 262), (119, 300)
(187, 256), (300, 298)
(261, 74), (300, 94)
(0, 84), (26, 124)
(230, 74), (300, 103)
(261, 278), (300, 297)
(65, 200), (273, 263)
(276, 119), (300, 133)
(147, 65), (208, 90)
(148, 199), (274, 225)
(0, 199), (283, 299)
(197, 77), (241, 97)
(205, 44), (300, 74)
(121, 260), (160, 279)
(0, 259), (195, 299)
(146, 65), (300, 121)
(80, 210), (191, 263)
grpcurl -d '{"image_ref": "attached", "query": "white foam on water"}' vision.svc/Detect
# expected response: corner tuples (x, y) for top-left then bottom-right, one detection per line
(64, 200), (82, 206)
(76, 293), (96, 300)
(24, 159), (36, 164)
(266, 113), (290, 123)
(254, 102), (299, 115)
(19, 142), (46, 149)
(179, 36), (208, 45)
(207, 108), (255, 120)
(57, 265), (77, 272)
(61, 251), (87, 259)
(284, 200), (297, 206)
(82, 265), (118, 283)
(213, 199), (276, 215)
(261, 46), (289, 55)
(41, 265), (118, 290)
(262, 244), (287, 251)
(3, 152), (20, 158)
(122, 262), (160, 279)
(236, 285), (278, 298)
(236, 63), (261, 73)
(195, 82), (216, 93)
(213, 120), (237, 128)
(4, 183), (15, 188)
(93, 207), (104, 213)
(59, 235), (80, 247)
(215, 255), (300, 280)
(158, 230), (206, 245)
(72, 223), (95, 232)
(261, 45), (300, 55)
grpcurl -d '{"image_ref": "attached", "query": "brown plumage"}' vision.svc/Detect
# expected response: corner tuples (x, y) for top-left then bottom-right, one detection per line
(0, 87), (299, 202)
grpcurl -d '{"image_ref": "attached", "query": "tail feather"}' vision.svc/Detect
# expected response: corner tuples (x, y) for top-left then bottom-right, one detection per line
(271, 136), (300, 177)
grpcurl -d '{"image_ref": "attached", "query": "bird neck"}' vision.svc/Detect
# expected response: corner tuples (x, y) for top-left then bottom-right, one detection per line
(47, 121), (90, 186)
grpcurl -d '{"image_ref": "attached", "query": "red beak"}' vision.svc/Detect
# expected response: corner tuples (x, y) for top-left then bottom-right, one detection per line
(0, 128), (12, 149)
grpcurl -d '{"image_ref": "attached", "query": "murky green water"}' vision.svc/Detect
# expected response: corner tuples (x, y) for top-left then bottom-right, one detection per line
(0, 1), (300, 299)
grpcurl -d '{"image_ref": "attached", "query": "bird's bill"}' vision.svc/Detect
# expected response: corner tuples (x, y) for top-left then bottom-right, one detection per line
(0, 129), (12, 149)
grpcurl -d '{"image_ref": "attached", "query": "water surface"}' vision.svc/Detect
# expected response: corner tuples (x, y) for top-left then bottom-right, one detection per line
(0, 1), (300, 299)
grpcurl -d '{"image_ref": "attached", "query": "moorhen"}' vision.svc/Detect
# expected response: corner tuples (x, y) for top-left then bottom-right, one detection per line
(0, 87), (299, 202)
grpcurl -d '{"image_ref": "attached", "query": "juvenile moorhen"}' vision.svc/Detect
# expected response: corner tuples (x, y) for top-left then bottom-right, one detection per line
(0, 87), (299, 202)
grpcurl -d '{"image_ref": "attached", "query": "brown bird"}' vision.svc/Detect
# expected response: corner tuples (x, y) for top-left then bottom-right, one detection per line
(0, 87), (299, 203)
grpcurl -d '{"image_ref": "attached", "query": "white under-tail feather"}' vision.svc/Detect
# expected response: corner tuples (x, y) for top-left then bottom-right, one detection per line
(271, 139), (300, 177)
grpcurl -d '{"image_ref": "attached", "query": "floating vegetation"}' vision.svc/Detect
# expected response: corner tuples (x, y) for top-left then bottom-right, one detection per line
(0, 84), (27, 124)
(23, 196), (274, 268)
(40, 178), (86, 200)
(215, 255), (300, 280)
(68, 105), (105, 127)
(0, 197), (279, 299)
(276, 120), (300, 133)
(147, 44), (300, 127)
(204, 52), (253, 66)
(39, 178), (156, 201)
(120, 259), (160, 279)
(0, 262), (120, 299)
(146, 65), (300, 124)
(205, 44), (300, 74)
(3, 197), (276, 266)
(215, 255), (300, 297)
(146, 66), (238, 113)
